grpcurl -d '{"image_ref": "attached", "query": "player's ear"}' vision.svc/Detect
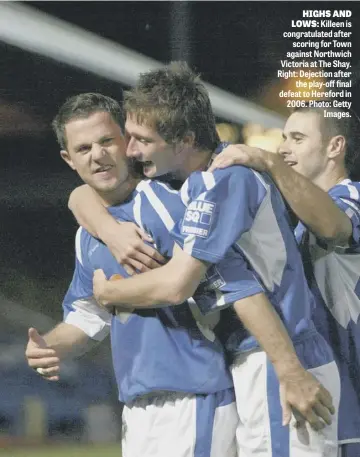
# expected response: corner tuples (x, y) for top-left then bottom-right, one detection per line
(183, 131), (195, 147)
(326, 135), (346, 160)
(60, 149), (76, 170)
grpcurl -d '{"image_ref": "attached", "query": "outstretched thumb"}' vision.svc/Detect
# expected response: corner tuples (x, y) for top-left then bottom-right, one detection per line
(28, 327), (46, 348)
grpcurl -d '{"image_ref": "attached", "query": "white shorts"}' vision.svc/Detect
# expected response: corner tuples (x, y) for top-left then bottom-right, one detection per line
(231, 349), (340, 457)
(121, 388), (238, 457)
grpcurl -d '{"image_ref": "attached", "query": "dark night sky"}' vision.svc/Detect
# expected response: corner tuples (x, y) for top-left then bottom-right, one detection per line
(1, 1), (359, 318)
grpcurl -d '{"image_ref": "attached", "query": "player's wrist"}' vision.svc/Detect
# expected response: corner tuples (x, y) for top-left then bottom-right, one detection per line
(263, 150), (280, 174)
(273, 357), (305, 381)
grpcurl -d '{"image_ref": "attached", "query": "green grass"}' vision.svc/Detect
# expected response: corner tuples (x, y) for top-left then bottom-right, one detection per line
(0, 444), (122, 457)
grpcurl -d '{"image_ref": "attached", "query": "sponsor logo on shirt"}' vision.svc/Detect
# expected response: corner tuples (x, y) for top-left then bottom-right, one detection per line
(181, 200), (215, 238)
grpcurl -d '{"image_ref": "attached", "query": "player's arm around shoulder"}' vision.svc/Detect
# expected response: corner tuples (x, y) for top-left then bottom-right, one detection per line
(210, 145), (354, 246)
(263, 156), (354, 247)
(69, 183), (165, 275)
(93, 244), (209, 309)
(68, 184), (109, 238)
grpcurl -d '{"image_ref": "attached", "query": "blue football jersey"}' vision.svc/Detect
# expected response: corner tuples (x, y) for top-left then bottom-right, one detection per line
(295, 179), (360, 442)
(62, 180), (233, 404)
(171, 166), (333, 368)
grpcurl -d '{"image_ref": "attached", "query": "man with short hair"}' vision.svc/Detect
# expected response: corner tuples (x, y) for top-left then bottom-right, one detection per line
(25, 92), (239, 457)
(69, 63), (339, 457)
(209, 105), (360, 457)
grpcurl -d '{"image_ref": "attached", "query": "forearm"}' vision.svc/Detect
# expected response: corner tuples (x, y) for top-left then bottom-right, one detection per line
(104, 266), (183, 308)
(43, 322), (94, 359)
(267, 154), (351, 244)
(101, 248), (206, 308)
(68, 185), (116, 239)
(234, 293), (303, 378)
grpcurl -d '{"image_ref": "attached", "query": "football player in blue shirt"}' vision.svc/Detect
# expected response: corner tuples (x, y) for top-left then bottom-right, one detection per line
(208, 105), (360, 457)
(25, 93), (239, 457)
(70, 63), (339, 457)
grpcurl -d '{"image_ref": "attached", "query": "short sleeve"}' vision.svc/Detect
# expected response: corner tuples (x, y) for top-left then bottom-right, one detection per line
(329, 180), (360, 245)
(62, 228), (111, 341)
(171, 166), (265, 263)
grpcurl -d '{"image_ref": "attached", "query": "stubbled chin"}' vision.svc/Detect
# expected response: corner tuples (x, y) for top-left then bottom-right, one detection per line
(91, 175), (119, 190)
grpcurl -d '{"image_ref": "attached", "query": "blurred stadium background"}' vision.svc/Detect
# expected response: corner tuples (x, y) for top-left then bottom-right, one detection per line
(0, 1), (359, 455)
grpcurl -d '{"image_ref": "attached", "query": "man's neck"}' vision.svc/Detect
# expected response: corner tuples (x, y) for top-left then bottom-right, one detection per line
(174, 149), (213, 181)
(314, 166), (348, 192)
(97, 176), (140, 207)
